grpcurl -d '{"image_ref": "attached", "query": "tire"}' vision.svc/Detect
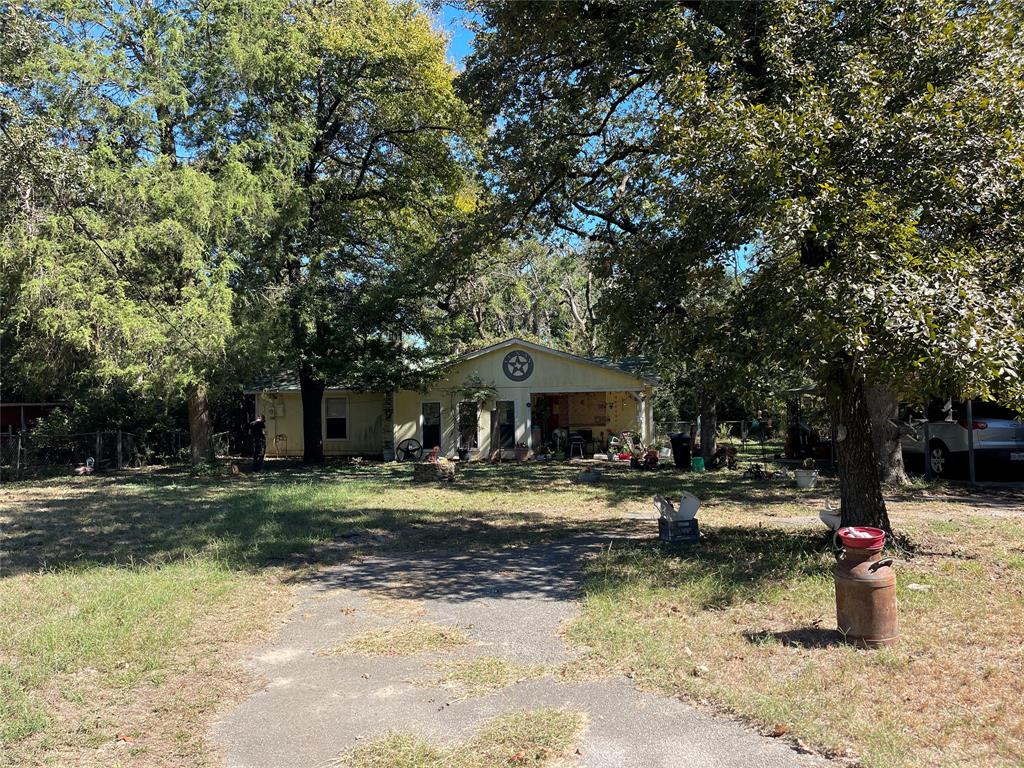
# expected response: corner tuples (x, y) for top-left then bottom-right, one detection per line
(928, 441), (950, 477)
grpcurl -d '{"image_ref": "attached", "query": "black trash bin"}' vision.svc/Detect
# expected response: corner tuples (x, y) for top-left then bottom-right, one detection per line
(670, 433), (691, 469)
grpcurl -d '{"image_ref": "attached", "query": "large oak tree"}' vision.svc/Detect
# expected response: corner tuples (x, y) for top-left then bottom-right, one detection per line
(217, 0), (476, 463)
(460, 0), (1024, 529)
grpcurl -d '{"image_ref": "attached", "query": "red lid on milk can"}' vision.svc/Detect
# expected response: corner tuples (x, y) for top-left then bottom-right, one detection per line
(837, 526), (886, 550)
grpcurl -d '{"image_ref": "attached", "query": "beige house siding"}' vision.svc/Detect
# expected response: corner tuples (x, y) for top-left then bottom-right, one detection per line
(392, 343), (654, 459)
(256, 390), (386, 456)
(250, 340), (655, 460)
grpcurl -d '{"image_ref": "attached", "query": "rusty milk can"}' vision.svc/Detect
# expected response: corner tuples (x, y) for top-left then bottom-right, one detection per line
(834, 526), (898, 648)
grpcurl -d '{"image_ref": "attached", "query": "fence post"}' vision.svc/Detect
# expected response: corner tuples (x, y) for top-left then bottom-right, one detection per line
(15, 433), (21, 477)
(117, 429), (123, 470)
(96, 431), (102, 466)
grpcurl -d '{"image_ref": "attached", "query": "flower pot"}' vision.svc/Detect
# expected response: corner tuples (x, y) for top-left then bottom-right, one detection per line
(794, 468), (818, 489)
(514, 447), (529, 462)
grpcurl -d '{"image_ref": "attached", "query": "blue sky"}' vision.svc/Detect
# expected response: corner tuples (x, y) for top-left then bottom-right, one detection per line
(435, 4), (478, 69)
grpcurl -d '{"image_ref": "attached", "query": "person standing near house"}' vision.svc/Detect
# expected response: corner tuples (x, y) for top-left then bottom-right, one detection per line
(250, 414), (266, 472)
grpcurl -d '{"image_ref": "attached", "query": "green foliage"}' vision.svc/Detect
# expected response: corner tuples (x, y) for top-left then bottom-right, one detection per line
(219, 0), (479, 395)
(1, 2), (274, 415)
(456, 373), (498, 405)
(461, 0), (1024, 410)
(2, 0), (480, 447)
(453, 239), (602, 355)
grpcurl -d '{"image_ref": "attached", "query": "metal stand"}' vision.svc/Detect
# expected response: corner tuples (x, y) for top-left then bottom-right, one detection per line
(966, 400), (976, 485)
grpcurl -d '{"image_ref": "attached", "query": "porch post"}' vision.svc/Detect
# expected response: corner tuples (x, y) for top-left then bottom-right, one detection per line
(635, 392), (645, 443)
(643, 389), (654, 445)
(525, 393), (532, 451)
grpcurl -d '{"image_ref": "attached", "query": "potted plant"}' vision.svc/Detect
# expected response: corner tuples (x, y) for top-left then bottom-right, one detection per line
(794, 457), (819, 489)
(514, 442), (530, 462)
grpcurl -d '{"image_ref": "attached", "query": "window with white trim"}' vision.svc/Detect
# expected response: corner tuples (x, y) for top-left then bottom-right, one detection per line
(325, 397), (348, 439)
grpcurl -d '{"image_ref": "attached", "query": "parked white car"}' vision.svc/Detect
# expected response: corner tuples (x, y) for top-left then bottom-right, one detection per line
(900, 400), (1024, 476)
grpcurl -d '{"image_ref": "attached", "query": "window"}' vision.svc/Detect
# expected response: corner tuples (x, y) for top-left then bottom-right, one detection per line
(458, 401), (478, 450)
(422, 402), (442, 450)
(325, 397), (348, 439)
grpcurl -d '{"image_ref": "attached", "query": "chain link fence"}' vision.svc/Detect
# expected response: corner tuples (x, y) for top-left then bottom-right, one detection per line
(0, 429), (190, 478)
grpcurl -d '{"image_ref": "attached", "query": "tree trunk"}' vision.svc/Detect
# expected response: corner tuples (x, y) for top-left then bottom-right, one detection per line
(833, 374), (892, 531)
(865, 386), (910, 487)
(187, 386), (214, 466)
(299, 371), (325, 464)
(699, 395), (717, 464)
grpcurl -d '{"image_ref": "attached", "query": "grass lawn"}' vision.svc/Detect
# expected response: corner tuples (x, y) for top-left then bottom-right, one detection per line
(2, 456), (1023, 767)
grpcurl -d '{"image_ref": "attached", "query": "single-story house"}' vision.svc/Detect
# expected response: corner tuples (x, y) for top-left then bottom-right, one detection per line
(244, 338), (657, 460)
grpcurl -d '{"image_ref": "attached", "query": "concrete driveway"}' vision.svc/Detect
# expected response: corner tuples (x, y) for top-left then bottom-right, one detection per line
(213, 535), (825, 767)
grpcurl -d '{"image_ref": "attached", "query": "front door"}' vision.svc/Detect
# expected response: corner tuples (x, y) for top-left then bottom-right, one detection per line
(495, 400), (516, 449)
(458, 401), (478, 451)
(422, 402), (441, 450)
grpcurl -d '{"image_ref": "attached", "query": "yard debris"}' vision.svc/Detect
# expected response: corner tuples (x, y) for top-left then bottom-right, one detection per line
(655, 493), (701, 543)
(793, 738), (814, 754)
(413, 460), (456, 483)
(691, 664), (710, 677)
(819, 500), (842, 531)
(768, 723), (790, 737)
(115, 733), (134, 744)
(906, 583), (932, 592)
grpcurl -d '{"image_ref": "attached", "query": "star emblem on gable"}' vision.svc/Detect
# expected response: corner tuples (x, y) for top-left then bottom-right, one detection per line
(502, 350), (534, 381)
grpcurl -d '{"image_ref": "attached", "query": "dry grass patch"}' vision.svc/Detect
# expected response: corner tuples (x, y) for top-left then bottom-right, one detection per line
(0, 560), (290, 768)
(364, 595), (427, 618)
(325, 622), (470, 657)
(340, 708), (586, 768)
(568, 516), (1024, 768)
(422, 656), (547, 698)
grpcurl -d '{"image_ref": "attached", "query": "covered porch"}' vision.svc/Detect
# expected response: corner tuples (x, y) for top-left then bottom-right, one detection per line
(528, 390), (653, 458)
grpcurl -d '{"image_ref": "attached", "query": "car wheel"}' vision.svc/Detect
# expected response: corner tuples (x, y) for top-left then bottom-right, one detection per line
(929, 441), (950, 476)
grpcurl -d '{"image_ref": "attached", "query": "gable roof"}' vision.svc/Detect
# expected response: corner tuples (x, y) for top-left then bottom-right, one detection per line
(243, 372), (373, 394)
(450, 338), (659, 385)
(245, 337), (658, 393)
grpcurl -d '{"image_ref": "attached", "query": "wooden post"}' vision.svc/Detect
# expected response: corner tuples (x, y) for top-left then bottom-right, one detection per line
(96, 431), (102, 466)
(117, 429), (123, 470)
(15, 432), (21, 476)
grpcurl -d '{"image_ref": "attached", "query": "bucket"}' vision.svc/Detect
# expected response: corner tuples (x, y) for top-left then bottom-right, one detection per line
(794, 469), (818, 489)
(691, 456), (705, 472)
(836, 526), (886, 551)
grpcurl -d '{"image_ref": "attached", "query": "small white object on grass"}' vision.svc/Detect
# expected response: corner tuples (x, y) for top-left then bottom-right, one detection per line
(653, 492), (700, 522)
(819, 501), (842, 531)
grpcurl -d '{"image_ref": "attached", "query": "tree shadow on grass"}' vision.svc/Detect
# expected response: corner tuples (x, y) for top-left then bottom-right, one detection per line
(2, 465), (641, 578)
(583, 525), (834, 611)
(4, 461), (836, 599)
(306, 533), (622, 603)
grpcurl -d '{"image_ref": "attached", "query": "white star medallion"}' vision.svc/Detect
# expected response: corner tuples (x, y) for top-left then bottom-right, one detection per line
(502, 350), (534, 381)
